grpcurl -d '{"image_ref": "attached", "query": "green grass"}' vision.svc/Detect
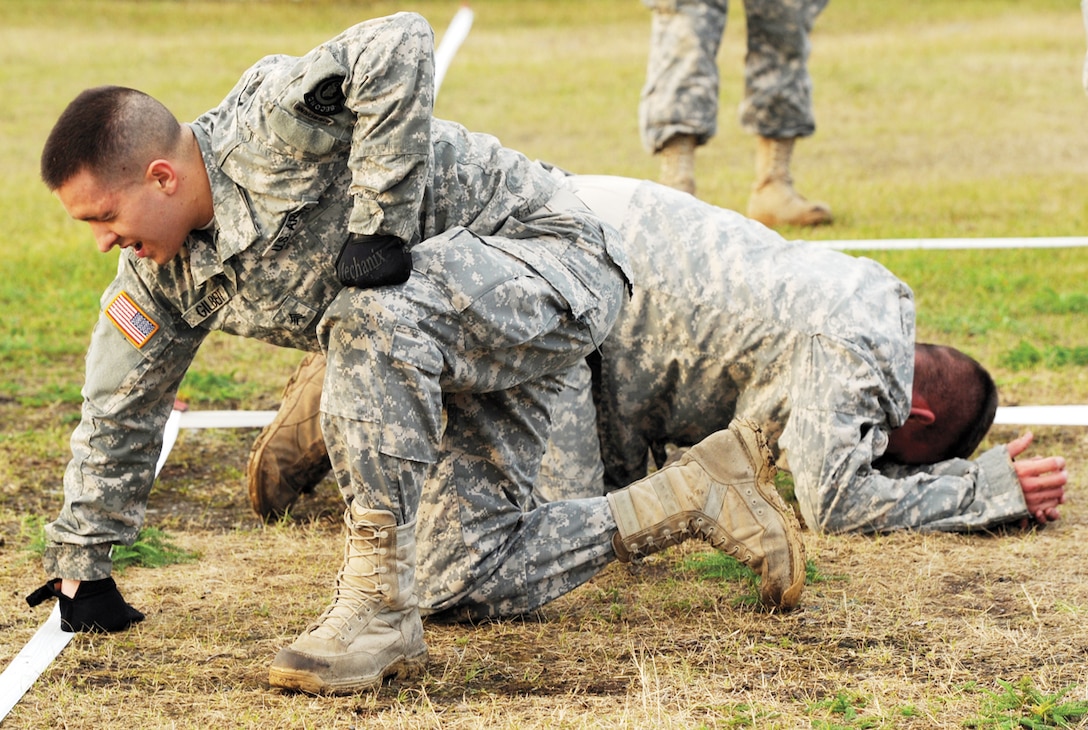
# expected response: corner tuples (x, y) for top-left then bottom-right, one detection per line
(1, 0), (1085, 410)
(965, 677), (1088, 729)
(21, 516), (199, 573)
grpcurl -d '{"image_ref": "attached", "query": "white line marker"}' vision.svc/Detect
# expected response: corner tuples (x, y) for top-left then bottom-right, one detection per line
(165, 405), (1088, 431)
(0, 605), (74, 722)
(993, 405), (1088, 427)
(816, 237), (1088, 251)
(434, 4), (474, 96)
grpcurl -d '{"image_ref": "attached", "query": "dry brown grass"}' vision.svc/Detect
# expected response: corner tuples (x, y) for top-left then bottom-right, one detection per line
(2, 425), (1087, 728)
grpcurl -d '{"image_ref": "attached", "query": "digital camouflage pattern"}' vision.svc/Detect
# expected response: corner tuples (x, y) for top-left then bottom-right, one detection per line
(411, 174), (1027, 618)
(536, 176), (1027, 535)
(43, 13), (630, 584)
(639, 0), (830, 152)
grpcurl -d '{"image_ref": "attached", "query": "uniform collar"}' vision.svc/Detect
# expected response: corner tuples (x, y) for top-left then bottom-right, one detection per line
(188, 123), (260, 285)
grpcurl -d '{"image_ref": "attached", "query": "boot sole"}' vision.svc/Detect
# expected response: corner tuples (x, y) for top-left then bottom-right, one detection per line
(728, 420), (807, 610)
(246, 428), (283, 520)
(269, 651), (428, 695)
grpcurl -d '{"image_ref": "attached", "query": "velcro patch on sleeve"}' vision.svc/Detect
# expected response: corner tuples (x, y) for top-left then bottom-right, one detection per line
(105, 291), (159, 348)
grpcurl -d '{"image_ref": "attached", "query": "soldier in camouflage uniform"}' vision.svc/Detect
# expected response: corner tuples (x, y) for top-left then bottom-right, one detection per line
(28, 12), (807, 696)
(640, 0), (832, 227)
(251, 174), (1067, 619)
(536, 176), (1067, 531)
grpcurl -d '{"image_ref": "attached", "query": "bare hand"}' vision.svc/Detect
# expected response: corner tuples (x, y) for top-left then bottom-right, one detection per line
(1007, 431), (1067, 527)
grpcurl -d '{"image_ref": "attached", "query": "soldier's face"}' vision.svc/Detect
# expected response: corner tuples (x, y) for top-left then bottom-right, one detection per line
(56, 167), (188, 266)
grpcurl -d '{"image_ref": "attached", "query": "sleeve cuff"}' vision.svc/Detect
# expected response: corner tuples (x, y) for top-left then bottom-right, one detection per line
(42, 542), (114, 581)
(975, 445), (1029, 520)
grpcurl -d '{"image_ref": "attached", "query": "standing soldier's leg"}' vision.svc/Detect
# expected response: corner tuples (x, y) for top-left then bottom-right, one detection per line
(639, 0), (730, 196)
(742, 0), (832, 227)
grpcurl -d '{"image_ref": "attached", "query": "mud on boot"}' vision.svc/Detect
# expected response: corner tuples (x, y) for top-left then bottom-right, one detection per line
(268, 506), (427, 694)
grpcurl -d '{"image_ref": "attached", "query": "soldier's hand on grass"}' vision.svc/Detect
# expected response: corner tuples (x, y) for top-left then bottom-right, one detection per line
(26, 577), (145, 633)
(1006, 430), (1067, 528)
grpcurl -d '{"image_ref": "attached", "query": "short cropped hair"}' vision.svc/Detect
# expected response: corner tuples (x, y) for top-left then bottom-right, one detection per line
(914, 343), (999, 461)
(40, 86), (182, 191)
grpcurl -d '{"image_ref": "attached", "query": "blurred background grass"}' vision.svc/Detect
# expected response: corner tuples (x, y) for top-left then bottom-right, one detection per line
(0, 0), (1085, 411)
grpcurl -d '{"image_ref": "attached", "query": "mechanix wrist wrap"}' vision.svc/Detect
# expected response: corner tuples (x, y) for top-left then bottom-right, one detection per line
(26, 577), (145, 633)
(336, 234), (413, 288)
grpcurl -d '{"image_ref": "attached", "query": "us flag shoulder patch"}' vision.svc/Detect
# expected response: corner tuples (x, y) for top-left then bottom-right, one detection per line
(106, 291), (159, 348)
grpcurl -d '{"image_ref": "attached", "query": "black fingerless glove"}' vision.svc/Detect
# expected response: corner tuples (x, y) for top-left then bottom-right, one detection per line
(336, 234), (413, 288)
(26, 577), (145, 633)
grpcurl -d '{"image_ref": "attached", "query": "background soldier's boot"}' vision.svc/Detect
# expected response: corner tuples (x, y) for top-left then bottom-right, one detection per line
(269, 506), (426, 695)
(247, 352), (332, 520)
(747, 136), (832, 228)
(658, 133), (697, 195)
(606, 419), (806, 609)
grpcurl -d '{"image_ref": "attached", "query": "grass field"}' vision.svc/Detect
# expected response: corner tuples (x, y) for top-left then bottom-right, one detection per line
(1, 1), (1087, 728)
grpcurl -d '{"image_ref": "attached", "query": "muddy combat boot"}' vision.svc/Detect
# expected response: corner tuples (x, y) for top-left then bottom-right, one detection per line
(269, 506), (427, 695)
(658, 133), (697, 195)
(747, 136), (832, 228)
(606, 419), (805, 609)
(247, 352), (332, 520)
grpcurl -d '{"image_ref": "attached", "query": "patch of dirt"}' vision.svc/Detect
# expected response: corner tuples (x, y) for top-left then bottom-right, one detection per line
(2, 400), (1087, 729)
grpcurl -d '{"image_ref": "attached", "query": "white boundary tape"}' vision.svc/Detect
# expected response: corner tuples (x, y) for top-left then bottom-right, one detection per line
(992, 405), (1088, 427)
(817, 236), (1088, 251)
(164, 406), (1088, 431)
(0, 605), (73, 722)
(176, 409), (275, 431)
(433, 5), (473, 95)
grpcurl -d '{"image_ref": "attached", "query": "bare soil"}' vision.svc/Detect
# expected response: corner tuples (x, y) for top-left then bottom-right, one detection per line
(2, 407), (1086, 728)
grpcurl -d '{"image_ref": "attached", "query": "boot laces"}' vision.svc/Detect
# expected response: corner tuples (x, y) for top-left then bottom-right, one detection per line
(686, 515), (757, 566)
(307, 524), (393, 641)
(628, 514), (753, 565)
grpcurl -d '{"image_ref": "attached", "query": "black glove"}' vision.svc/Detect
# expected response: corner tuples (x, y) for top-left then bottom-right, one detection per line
(336, 234), (412, 288)
(26, 577), (145, 633)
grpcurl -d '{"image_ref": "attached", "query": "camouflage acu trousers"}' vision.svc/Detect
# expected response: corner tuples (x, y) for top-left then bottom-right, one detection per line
(639, 0), (830, 152)
(316, 197), (627, 620)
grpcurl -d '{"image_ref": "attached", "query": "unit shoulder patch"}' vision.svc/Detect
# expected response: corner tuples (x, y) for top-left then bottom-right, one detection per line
(105, 291), (159, 348)
(300, 75), (345, 122)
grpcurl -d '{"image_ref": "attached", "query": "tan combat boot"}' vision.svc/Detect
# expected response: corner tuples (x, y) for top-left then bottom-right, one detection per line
(606, 419), (805, 609)
(247, 352), (332, 520)
(659, 133), (697, 196)
(747, 136), (832, 228)
(269, 506), (427, 694)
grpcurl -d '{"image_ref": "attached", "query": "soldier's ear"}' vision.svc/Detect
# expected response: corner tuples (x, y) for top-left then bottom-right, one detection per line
(145, 159), (178, 194)
(907, 394), (936, 426)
